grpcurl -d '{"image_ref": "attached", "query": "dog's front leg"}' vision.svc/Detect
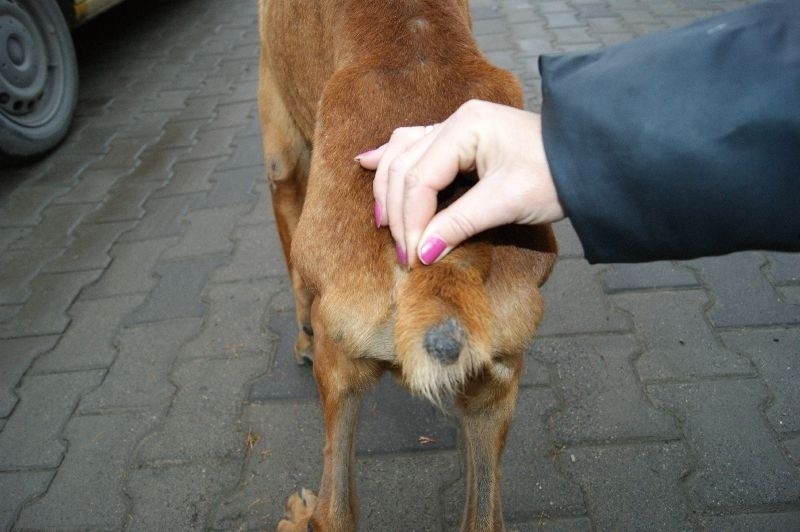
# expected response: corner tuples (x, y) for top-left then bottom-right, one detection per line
(457, 362), (521, 532)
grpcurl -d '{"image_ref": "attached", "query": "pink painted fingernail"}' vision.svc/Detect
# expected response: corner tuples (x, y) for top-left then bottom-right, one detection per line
(354, 149), (374, 162)
(374, 201), (382, 227)
(395, 243), (408, 266)
(419, 235), (447, 265)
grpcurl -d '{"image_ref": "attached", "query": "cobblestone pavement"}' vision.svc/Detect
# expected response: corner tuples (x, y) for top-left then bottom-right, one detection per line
(1, 0), (798, 530)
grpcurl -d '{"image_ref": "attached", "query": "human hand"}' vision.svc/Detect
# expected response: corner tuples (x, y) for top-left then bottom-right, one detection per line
(357, 99), (564, 266)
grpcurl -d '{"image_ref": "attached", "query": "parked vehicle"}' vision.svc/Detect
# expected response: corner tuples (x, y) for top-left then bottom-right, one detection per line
(0, 0), (127, 163)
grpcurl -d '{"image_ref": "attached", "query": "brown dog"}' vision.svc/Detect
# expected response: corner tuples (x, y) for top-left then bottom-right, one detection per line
(258, 1), (557, 530)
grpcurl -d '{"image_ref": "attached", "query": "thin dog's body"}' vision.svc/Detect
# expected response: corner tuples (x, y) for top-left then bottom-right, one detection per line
(259, 1), (557, 530)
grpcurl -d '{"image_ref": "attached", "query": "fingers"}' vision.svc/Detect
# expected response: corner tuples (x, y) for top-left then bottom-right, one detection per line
(359, 125), (441, 262)
(416, 177), (515, 264)
(357, 106), (483, 265)
(356, 100), (557, 267)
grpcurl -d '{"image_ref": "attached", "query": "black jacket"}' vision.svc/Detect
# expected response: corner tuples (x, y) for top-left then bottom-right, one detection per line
(539, 0), (800, 263)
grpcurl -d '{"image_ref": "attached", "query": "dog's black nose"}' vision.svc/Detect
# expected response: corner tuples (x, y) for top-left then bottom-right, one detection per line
(424, 317), (464, 364)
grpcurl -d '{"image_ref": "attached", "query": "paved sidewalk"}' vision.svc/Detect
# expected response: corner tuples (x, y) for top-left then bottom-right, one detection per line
(1, 0), (798, 530)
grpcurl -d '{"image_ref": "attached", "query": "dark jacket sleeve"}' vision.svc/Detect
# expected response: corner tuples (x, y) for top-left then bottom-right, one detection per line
(539, 0), (800, 263)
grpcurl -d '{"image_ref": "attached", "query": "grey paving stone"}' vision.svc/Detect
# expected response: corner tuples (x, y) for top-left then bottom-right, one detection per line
(781, 285), (800, 304)
(116, 114), (171, 141)
(0, 336), (59, 416)
(503, 387), (588, 520)
(219, 79), (258, 105)
(0, 270), (102, 338)
(549, 27), (600, 45)
(125, 254), (227, 324)
(210, 401), (323, 530)
(10, 203), (94, 250)
(181, 125), (241, 161)
(51, 168), (126, 204)
(586, 16), (629, 34)
(90, 137), (149, 170)
(180, 279), (277, 360)
(126, 460), (240, 531)
(209, 101), (255, 130)
(0, 186), (67, 227)
(62, 124), (116, 156)
(785, 435), (800, 465)
(558, 442), (693, 532)
(193, 75), (234, 98)
(86, 180), (165, 223)
(212, 224), (285, 282)
(193, 166), (257, 210)
(595, 31), (638, 47)
(602, 262), (699, 293)
(522, 343), (552, 387)
(531, 335), (678, 445)
(516, 37), (555, 56)
(161, 205), (248, 260)
(0, 304), (20, 323)
(618, 9), (661, 25)
(0, 370), (104, 469)
(155, 156), (224, 197)
(0, 248), (62, 304)
(81, 237), (178, 299)
(765, 251), (800, 284)
(507, 517), (593, 532)
(235, 181), (275, 227)
(721, 328), (800, 434)
(32, 294), (145, 373)
(357, 373), (458, 454)
(23, 153), (98, 188)
(476, 33), (516, 52)
(247, 306), (317, 402)
(537, 259), (630, 336)
(687, 253), (800, 328)
(173, 96), (219, 122)
(544, 12), (583, 28)
(484, 50), (519, 70)
(135, 355), (267, 463)
(0, 227), (28, 254)
(120, 193), (202, 242)
(648, 380), (800, 510)
(551, 220), (584, 258)
(537, 1), (573, 14)
(143, 89), (193, 112)
(0, 470), (54, 531)
(79, 319), (200, 413)
(234, 113), (261, 139)
(576, 4), (613, 19)
(15, 412), (158, 530)
(613, 290), (752, 381)
(703, 511), (800, 531)
(217, 134), (264, 171)
(357, 453), (460, 531)
(126, 147), (184, 181)
(146, 118), (208, 151)
(43, 221), (135, 272)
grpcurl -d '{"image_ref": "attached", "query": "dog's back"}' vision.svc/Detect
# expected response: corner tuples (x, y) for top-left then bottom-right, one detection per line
(261, 0), (556, 402)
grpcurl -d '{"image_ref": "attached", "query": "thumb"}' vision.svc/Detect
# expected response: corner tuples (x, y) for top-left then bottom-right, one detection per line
(415, 178), (514, 265)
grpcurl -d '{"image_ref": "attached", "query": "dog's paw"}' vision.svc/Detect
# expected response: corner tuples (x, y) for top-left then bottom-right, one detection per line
(277, 488), (317, 532)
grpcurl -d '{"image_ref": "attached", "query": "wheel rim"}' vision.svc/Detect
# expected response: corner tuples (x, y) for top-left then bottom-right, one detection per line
(0, 0), (68, 129)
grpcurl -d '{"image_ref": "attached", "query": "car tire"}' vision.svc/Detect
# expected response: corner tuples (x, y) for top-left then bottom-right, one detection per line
(0, 0), (78, 163)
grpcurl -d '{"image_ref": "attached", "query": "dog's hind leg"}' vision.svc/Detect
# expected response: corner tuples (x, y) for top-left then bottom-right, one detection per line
(279, 299), (382, 532)
(258, 52), (314, 364)
(456, 358), (522, 532)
